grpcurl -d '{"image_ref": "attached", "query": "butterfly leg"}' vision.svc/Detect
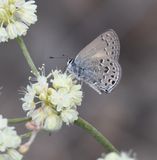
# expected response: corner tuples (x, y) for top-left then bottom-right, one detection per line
(87, 82), (102, 94)
(64, 66), (68, 73)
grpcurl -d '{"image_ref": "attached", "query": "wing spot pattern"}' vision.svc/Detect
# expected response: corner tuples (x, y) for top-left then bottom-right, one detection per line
(104, 66), (109, 73)
(112, 81), (115, 85)
(100, 59), (104, 63)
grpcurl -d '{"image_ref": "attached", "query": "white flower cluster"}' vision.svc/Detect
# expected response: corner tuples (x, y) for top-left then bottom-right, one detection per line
(0, 115), (23, 160)
(97, 152), (136, 160)
(0, 0), (37, 42)
(21, 66), (83, 132)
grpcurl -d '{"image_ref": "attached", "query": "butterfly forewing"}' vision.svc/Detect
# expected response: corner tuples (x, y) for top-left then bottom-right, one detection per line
(75, 29), (120, 64)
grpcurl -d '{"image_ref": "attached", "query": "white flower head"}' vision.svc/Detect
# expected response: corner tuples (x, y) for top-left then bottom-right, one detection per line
(0, 127), (21, 152)
(97, 152), (136, 160)
(0, 0), (37, 42)
(0, 115), (22, 158)
(21, 66), (83, 131)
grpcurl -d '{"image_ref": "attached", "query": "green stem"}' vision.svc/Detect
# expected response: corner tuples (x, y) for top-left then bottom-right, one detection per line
(74, 117), (119, 153)
(9, 116), (119, 153)
(20, 132), (32, 139)
(16, 37), (39, 77)
(8, 117), (31, 125)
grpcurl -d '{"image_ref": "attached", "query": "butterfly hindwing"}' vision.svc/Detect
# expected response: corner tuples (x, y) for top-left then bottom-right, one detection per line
(75, 52), (121, 94)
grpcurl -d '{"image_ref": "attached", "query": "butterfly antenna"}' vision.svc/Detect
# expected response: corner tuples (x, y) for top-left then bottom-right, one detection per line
(49, 54), (69, 59)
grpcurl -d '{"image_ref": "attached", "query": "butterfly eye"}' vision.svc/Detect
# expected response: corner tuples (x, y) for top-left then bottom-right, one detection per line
(67, 59), (74, 65)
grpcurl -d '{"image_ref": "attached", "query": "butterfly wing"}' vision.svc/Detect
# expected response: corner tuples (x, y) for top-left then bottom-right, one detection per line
(75, 29), (120, 64)
(67, 29), (121, 94)
(75, 51), (121, 94)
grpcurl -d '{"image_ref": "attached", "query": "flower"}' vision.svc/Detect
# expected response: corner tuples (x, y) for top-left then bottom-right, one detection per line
(0, 115), (22, 159)
(61, 109), (78, 125)
(0, 115), (7, 129)
(0, 0), (37, 42)
(50, 88), (74, 111)
(33, 75), (48, 95)
(0, 27), (8, 42)
(0, 127), (21, 151)
(50, 85), (82, 111)
(52, 70), (73, 90)
(97, 152), (136, 160)
(21, 85), (36, 115)
(21, 66), (83, 132)
(30, 107), (46, 126)
(68, 84), (82, 106)
(44, 114), (62, 131)
(7, 149), (23, 160)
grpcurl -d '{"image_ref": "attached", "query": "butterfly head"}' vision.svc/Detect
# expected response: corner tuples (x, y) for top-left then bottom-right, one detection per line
(66, 58), (75, 73)
(67, 58), (74, 65)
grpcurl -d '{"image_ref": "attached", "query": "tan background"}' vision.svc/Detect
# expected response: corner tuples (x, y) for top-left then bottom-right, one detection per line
(0, 0), (157, 159)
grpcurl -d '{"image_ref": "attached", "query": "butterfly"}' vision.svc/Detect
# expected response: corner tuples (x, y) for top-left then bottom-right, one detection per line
(66, 29), (121, 94)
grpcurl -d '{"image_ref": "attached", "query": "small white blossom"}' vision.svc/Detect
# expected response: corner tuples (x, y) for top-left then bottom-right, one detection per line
(30, 107), (46, 126)
(0, 0), (37, 42)
(52, 70), (73, 90)
(50, 80), (82, 111)
(0, 115), (7, 129)
(16, 0), (37, 25)
(0, 127), (21, 152)
(0, 154), (10, 160)
(0, 27), (8, 42)
(0, 115), (22, 159)
(21, 85), (36, 113)
(33, 75), (48, 95)
(50, 88), (73, 111)
(97, 152), (136, 160)
(7, 149), (23, 160)
(61, 109), (78, 125)
(44, 114), (62, 131)
(21, 67), (83, 131)
(68, 84), (83, 106)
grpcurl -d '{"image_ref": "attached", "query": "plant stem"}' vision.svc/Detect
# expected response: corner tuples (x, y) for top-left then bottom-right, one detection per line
(20, 132), (32, 139)
(74, 117), (119, 153)
(16, 37), (39, 77)
(9, 116), (118, 153)
(8, 117), (31, 125)
(8, 116), (118, 153)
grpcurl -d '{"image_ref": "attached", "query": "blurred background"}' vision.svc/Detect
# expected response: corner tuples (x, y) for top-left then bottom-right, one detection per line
(0, 0), (157, 159)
